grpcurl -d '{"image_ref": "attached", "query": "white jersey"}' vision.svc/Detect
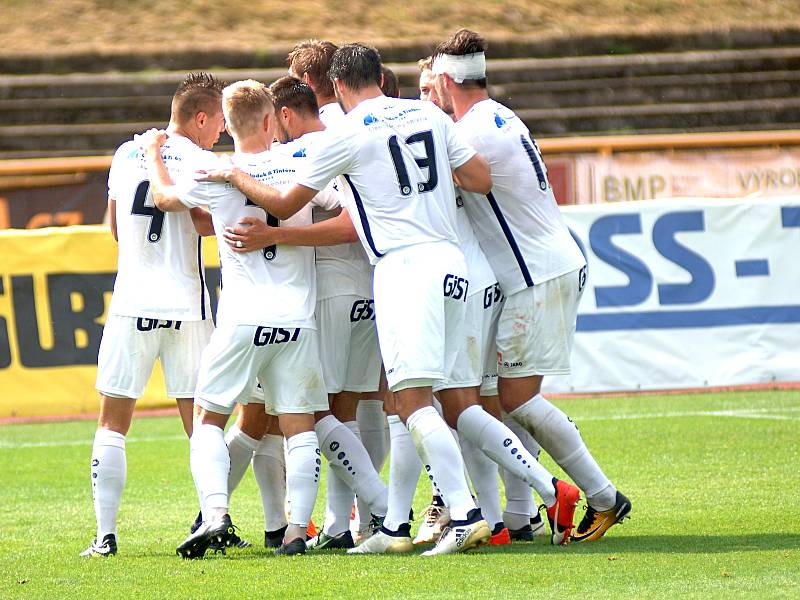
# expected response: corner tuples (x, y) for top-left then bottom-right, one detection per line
(454, 190), (496, 297)
(278, 130), (373, 301)
(318, 102), (345, 128)
(456, 99), (585, 295)
(298, 96), (477, 264)
(174, 148), (339, 328)
(107, 136), (212, 321)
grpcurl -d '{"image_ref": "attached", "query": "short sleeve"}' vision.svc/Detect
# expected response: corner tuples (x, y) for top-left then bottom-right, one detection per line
(441, 111), (477, 170)
(172, 178), (222, 209)
(108, 142), (134, 200)
(311, 179), (343, 211)
(296, 126), (355, 191)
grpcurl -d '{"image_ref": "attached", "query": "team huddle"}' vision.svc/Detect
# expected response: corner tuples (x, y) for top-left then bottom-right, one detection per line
(83, 29), (631, 559)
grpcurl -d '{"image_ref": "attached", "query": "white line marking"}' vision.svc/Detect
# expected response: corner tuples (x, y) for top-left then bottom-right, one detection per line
(0, 434), (185, 450)
(579, 409), (800, 422)
(1, 407), (797, 449)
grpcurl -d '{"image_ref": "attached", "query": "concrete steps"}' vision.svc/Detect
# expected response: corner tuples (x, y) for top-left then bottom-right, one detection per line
(1, 47), (799, 157)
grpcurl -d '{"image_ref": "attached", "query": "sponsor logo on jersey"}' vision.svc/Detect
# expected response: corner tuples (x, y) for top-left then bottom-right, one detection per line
(443, 274), (469, 301)
(253, 327), (301, 346)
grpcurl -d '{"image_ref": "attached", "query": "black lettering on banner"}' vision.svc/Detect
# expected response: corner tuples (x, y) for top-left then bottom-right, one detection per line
(387, 130), (439, 196)
(14, 272), (115, 367)
(0, 277), (11, 368)
(131, 180), (165, 243)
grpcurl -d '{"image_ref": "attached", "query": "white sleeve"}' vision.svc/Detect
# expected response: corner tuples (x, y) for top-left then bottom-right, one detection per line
(173, 179), (228, 209)
(310, 179), (343, 211)
(107, 143), (133, 200)
(442, 112), (477, 170)
(296, 127), (355, 191)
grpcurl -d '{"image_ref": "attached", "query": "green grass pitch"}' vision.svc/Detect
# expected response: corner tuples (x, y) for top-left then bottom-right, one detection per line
(1, 390), (798, 599)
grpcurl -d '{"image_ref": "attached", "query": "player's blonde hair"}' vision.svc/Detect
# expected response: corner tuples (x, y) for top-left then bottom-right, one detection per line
(222, 79), (274, 138)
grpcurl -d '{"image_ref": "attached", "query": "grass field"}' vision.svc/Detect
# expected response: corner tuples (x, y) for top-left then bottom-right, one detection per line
(1, 389), (799, 599)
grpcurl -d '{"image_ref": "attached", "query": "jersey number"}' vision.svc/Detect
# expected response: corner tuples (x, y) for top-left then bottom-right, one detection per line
(520, 135), (548, 191)
(387, 130), (438, 196)
(131, 180), (165, 243)
(245, 197), (279, 261)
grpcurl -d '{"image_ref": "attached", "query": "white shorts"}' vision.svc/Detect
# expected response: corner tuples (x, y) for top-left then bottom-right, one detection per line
(96, 315), (212, 399)
(317, 295), (382, 394)
(497, 267), (586, 377)
(194, 324), (328, 416)
(434, 283), (505, 394)
(480, 284), (504, 396)
(373, 241), (469, 392)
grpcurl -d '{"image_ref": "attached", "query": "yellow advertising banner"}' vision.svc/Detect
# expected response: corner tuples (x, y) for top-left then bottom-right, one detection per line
(0, 225), (220, 418)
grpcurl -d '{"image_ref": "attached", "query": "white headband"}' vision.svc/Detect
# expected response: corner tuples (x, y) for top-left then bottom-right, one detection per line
(432, 52), (486, 83)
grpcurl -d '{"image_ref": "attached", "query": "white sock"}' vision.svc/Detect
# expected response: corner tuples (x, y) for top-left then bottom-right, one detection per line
(91, 429), (126, 540)
(457, 404), (556, 506)
(502, 411), (540, 515)
(459, 433), (502, 529)
(285, 431), (320, 527)
(510, 394), (616, 511)
(406, 406), (475, 522)
(316, 415), (388, 517)
(190, 423), (230, 518)
(383, 415), (422, 531)
(225, 426), (258, 497)
(356, 399), (389, 529)
(500, 464), (534, 530)
(356, 399), (389, 471)
(253, 434), (288, 532)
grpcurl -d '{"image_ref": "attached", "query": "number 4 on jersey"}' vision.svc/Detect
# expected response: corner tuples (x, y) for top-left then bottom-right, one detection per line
(131, 180), (165, 243)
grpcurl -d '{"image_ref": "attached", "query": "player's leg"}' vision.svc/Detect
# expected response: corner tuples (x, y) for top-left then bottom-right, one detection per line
(83, 315), (158, 557)
(344, 311), (387, 537)
(312, 295), (388, 549)
(160, 318), (213, 531)
(372, 377), (423, 552)
(227, 397), (268, 498)
(313, 296), (363, 548)
(263, 328), (328, 557)
(176, 324), (257, 558)
(313, 396), (388, 548)
(498, 270), (631, 542)
(254, 415), (288, 548)
(352, 241), (486, 556)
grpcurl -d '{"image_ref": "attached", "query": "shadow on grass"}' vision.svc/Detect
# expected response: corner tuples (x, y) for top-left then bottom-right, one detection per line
(478, 533), (800, 555)
(132, 534), (800, 561)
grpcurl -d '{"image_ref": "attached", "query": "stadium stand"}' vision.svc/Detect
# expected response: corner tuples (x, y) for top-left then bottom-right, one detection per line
(2, 31), (800, 158)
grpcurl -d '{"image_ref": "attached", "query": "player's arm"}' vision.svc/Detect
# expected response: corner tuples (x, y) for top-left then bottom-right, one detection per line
(108, 198), (118, 242)
(197, 162), (316, 220)
(141, 131), (191, 212)
(453, 153), (492, 195)
(222, 208), (358, 253)
(189, 207), (215, 236)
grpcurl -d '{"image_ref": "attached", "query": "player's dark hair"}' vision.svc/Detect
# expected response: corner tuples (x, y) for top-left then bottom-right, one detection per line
(286, 39), (338, 99)
(433, 29), (488, 89)
(328, 43), (383, 92)
(172, 72), (226, 124)
(269, 76), (320, 117)
(380, 66), (400, 98)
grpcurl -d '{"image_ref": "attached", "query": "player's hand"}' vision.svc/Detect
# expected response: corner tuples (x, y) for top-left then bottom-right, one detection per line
(196, 154), (237, 183)
(223, 217), (278, 253)
(136, 128), (168, 156)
